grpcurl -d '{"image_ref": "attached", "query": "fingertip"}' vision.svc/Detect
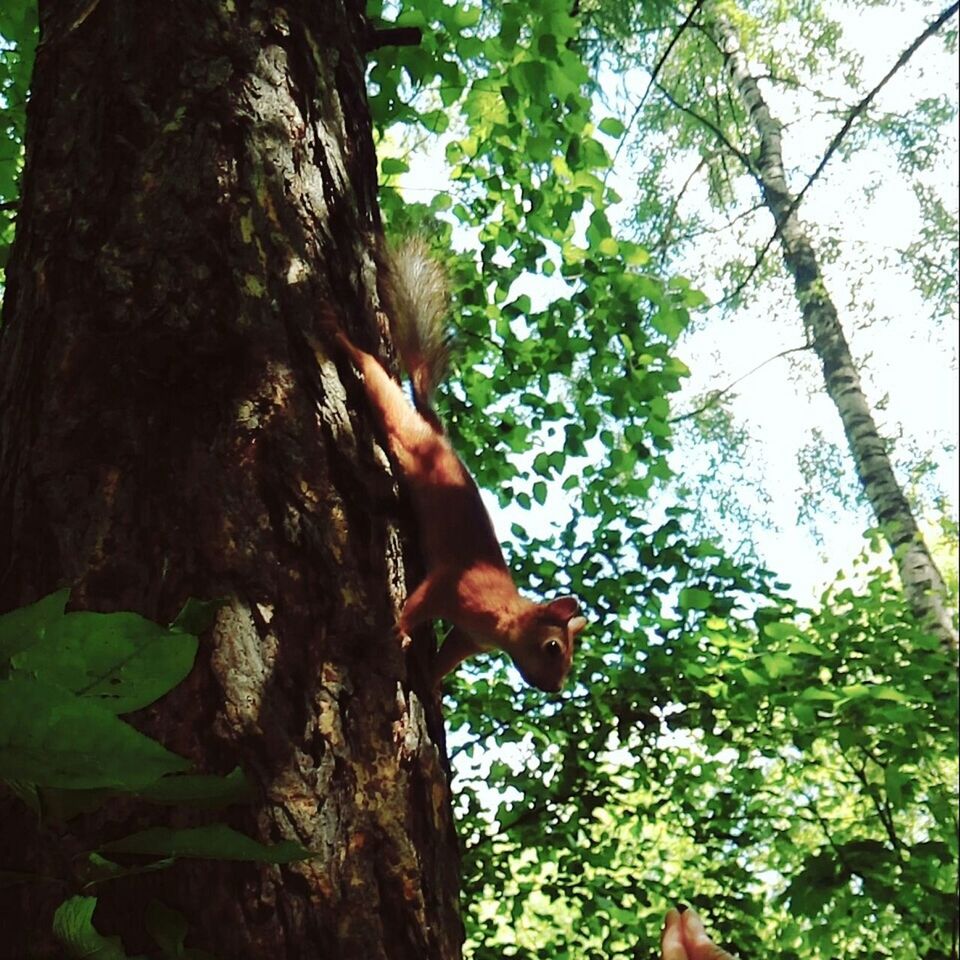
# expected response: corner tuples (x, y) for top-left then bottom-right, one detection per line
(660, 912), (687, 960)
(682, 907), (708, 939)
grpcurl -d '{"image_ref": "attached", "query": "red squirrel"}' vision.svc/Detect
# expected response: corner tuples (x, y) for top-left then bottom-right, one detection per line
(324, 238), (586, 692)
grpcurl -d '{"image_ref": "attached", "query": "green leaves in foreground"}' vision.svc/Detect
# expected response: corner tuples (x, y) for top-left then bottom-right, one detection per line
(0, 677), (190, 790)
(54, 896), (144, 960)
(0, 590), (208, 792)
(54, 896), (221, 960)
(103, 824), (311, 864)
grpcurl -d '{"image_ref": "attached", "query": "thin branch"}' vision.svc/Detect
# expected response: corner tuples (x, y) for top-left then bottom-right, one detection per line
(840, 750), (903, 860)
(653, 78), (758, 179)
(670, 342), (813, 423)
(718, 0), (959, 306)
(607, 0), (706, 177)
(800, 790), (854, 867)
(897, 248), (958, 280)
(795, 0), (959, 211)
(655, 157), (707, 264)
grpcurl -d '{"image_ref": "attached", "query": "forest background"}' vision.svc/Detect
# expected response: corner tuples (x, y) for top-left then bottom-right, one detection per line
(0, 0), (957, 957)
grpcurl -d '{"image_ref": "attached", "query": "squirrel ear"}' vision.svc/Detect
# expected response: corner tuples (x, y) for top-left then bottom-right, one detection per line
(545, 596), (580, 623)
(567, 616), (587, 639)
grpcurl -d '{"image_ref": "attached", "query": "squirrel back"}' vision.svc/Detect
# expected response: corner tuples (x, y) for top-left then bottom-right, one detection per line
(327, 237), (586, 692)
(377, 237), (451, 419)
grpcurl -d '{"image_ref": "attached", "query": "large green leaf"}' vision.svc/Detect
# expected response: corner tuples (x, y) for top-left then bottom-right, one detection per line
(0, 587), (70, 663)
(138, 767), (255, 808)
(11, 611), (198, 714)
(0, 677), (191, 789)
(52, 896), (144, 960)
(102, 824), (312, 863)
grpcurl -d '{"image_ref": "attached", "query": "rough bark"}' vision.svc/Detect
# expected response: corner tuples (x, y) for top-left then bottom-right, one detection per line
(0, 2), (462, 958)
(713, 14), (958, 652)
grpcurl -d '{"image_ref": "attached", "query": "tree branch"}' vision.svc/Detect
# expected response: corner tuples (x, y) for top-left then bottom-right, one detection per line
(608, 0), (706, 176)
(655, 157), (707, 265)
(718, 0), (959, 306)
(670, 342), (813, 423)
(653, 78), (758, 179)
(794, 0), (959, 211)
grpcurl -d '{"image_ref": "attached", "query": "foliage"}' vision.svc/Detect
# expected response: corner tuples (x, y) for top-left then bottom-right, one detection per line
(589, 0), (959, 551)
(0, 591), (308, 945)
(0, 590), (197, 791)
(364, 0), (958, 956)
(53, 895), (217, 960)
(455, 550), (959, 959)
(0, 1), (956, 958)
(0, 0), (35, 275)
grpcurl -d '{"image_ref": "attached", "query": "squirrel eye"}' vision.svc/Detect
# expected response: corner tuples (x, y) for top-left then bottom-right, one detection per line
(544, 639), (563, 658)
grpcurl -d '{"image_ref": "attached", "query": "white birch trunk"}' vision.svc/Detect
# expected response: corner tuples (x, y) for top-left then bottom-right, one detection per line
(713, 15), (958, 652)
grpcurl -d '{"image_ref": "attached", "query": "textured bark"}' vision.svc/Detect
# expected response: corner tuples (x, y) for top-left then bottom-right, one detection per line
(0, 2), (462, 958)
(713, 15), (958, 652)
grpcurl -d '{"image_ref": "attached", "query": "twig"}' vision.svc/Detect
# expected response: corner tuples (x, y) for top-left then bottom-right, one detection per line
(670, 342), (812, 423)
(719, 0), (959, 305)
(607, 0), (706, 178)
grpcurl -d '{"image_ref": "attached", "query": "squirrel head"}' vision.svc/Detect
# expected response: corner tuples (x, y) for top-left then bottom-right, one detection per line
(511, 596), (587, 692)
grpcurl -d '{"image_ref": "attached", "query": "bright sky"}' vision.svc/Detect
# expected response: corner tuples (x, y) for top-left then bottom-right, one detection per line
(397, 0), (959, 607)
(665, 0), (959, 600)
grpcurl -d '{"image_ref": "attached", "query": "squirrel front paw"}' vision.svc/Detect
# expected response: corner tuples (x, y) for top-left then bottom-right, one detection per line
(393, 621), (413, 650)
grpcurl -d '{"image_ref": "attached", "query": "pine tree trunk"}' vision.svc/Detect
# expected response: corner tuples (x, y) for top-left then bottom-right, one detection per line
(0, 3), (463, 957)
(713, 14), (958, 652)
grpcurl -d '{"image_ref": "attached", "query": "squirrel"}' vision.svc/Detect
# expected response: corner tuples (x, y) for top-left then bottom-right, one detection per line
(323, 238), (586, 692)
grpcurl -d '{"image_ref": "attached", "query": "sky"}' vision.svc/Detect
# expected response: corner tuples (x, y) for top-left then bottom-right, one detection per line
(664, 0), (959, 599)
(395, 0), (958, 607)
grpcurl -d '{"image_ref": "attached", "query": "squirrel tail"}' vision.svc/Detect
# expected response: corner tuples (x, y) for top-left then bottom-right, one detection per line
(378, 237), (451, 415)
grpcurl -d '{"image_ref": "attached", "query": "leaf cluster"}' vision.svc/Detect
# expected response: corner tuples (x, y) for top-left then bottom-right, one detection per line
(0, 591), (309, 956)
(0, 0), (35, 274)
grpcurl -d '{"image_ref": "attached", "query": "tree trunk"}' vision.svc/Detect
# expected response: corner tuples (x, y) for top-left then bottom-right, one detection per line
(713, 14), (958, 652)
(0, 2), (463, 957)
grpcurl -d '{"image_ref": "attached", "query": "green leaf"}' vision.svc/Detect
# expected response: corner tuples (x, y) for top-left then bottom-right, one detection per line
(0, 588), (70, 662)
(786, 639), (823, 656)
(102, 824), (312, 863)
(651, 307), (686, 341)
(740, 667), (765, 686)
(11, 612), (198, 714)
(83, 852), (176, 888)
(884, 766), (905, 809)
(170, 598), (223, 636)
(138, 768), (256, 808)
(145, 900), (188, 958)
(624, 245), (650, 267)
(678, 587), (713, 611)
(380, 156), (409, 175)
(762, 621), (801, 641)
(53, 896), (144, 960)
(0, 677), (191, 789)
(761, 653), (795, 678)
(597, 117), (626, 137)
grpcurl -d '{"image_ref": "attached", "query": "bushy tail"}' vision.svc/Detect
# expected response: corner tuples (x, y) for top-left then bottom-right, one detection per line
(378, 237), (450, 415)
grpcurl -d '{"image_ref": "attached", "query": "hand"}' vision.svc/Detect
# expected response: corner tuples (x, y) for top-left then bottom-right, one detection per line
(661, 907), (737, 960)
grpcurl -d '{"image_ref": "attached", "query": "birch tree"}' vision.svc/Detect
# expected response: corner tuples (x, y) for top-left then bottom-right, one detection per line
(710, 6), (957, 647)
(599, 0), (959, 649)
